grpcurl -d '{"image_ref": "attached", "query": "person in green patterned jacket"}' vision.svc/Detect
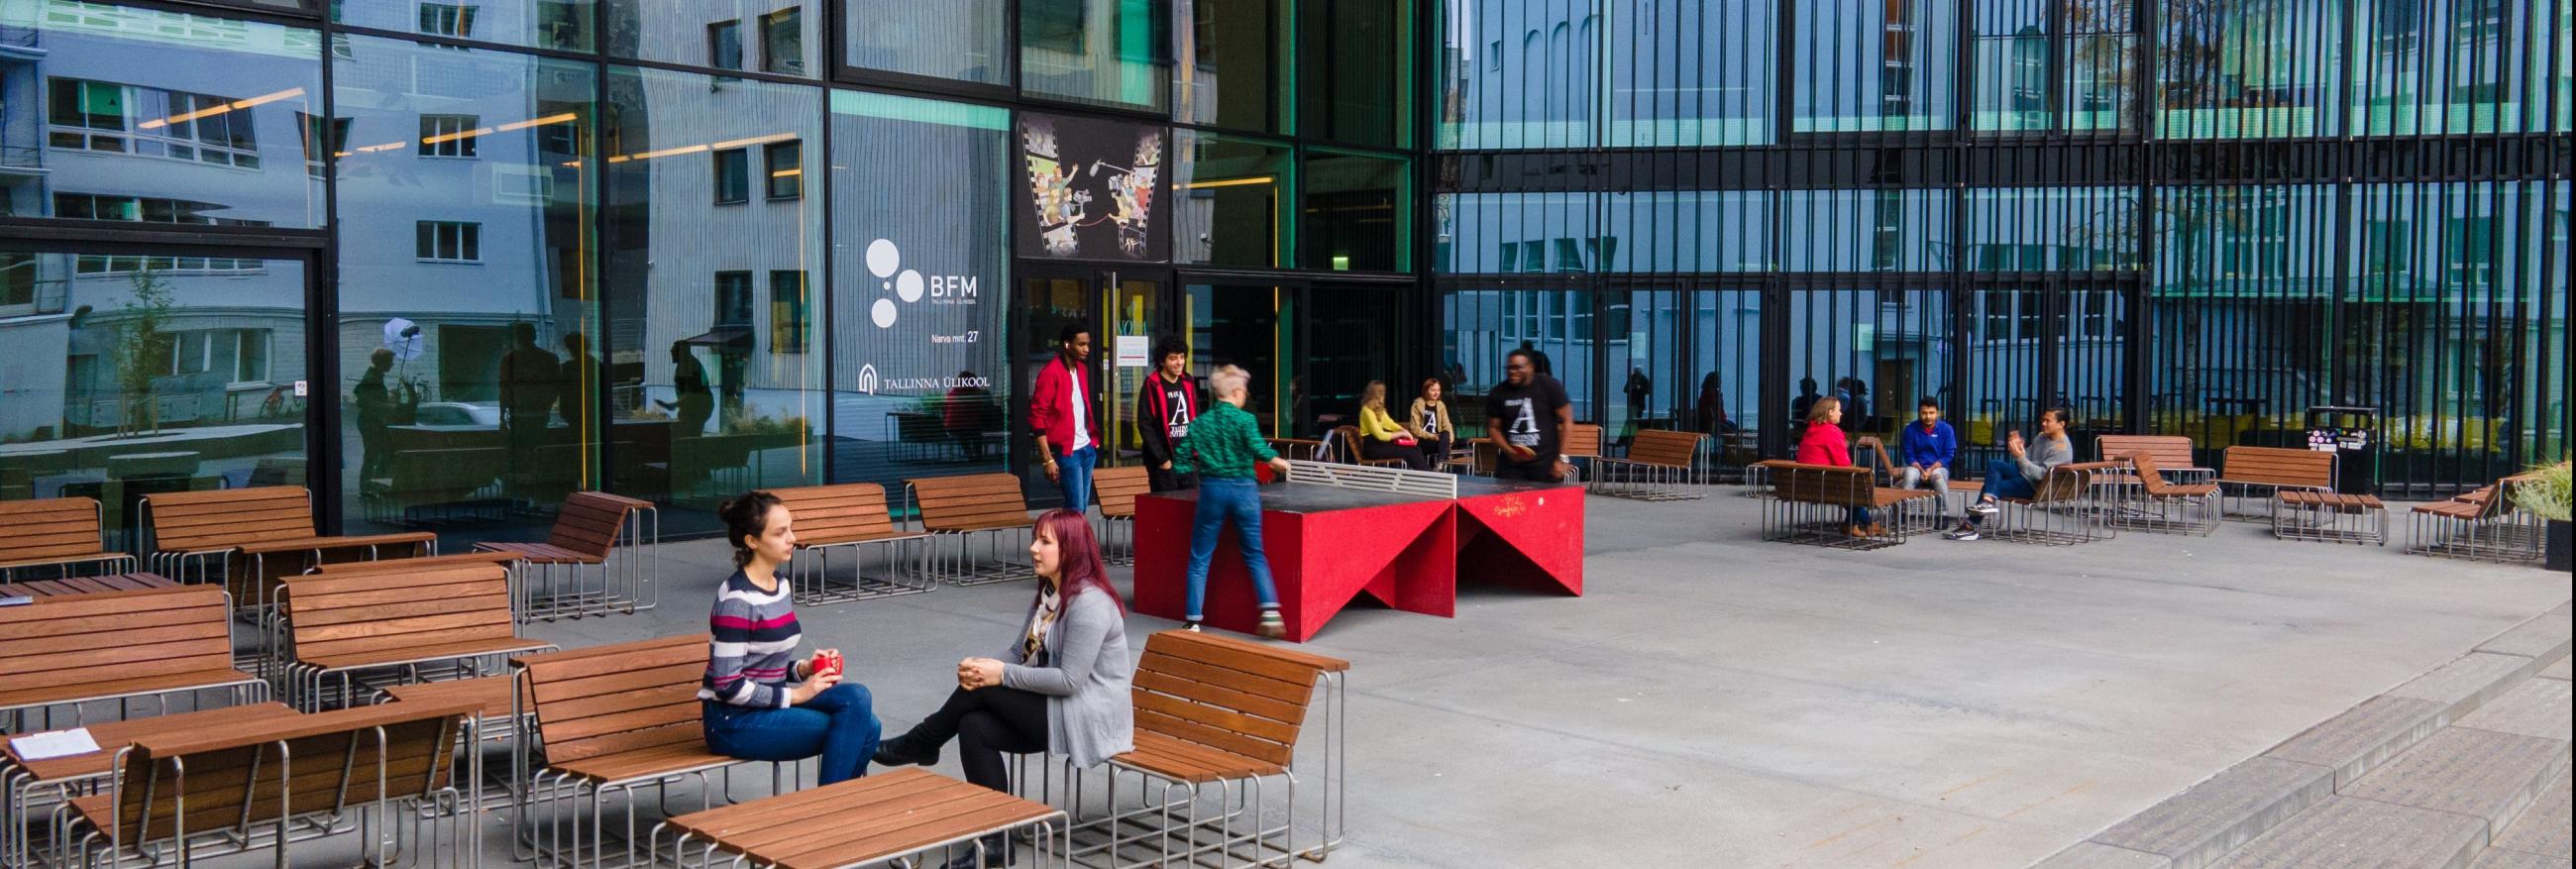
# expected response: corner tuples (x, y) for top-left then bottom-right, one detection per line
(1171, 365), (1294, 637)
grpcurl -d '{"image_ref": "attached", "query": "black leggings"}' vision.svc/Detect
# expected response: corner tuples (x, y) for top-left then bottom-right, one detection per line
(1361, 438), (1432, 471)
(902, 685), (1047, 792)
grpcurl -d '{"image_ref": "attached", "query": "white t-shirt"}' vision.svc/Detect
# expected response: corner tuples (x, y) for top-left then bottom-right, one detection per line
(1066, 364), (1092, 451)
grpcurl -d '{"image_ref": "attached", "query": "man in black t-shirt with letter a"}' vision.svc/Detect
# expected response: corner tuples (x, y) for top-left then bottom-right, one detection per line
(1484, 348), (1573, 483)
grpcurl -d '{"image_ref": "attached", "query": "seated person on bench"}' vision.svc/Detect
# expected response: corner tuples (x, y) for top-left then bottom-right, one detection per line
(1947, 407), (2073, 541)
(1795, 396), (1878, 538)
(876, 510), (1134, 866)
(700, 490), (881, 785)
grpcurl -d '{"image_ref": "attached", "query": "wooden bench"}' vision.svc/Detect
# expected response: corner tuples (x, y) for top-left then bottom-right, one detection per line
(2407, 477), (2541, 562)
(1328, 425), (1410, 469)
(474, 490), (659, 621)
(2109, 450), (2220, 535)
(1092, 466), (1154, 566)
(2215, 446), (2336, 519)
(1069, 629), (1351, 865)
(1987, 462), (2120, 545)
(276, 563), (556, 710)
(2273, 490), (2389, 546)
(769, 484), (932, 603)
(1563, 422), (1603, 482)
(654, 768), (1067, 869)
(512, 634), (761, 867)
(55, 700), (473, 868)
(1751, 460), (1938, 550)
(0, 701), (286, 867)
(140, 486), (436, 616)
(0, 497), (134, 581)
(904, 474), (1033, 586)
(0, 572), (174, 600)
(2094, 434), (2213, 487)
(381, 675), (531, 826)
(1590, 429), (1707, 500)
(0, 586), (265, 732)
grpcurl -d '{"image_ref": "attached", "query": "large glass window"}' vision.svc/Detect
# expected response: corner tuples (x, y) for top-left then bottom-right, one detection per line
(2156, 0), (2344, 138)
(1601, 191), (1772, 273)
(0, 247), (310, 549)
(333, 36), (596, 544)
(1021, 0), (1173, 112)
(1173, 131), (1291, 268)
(603, 65), (823, 532)
(1304, 149), (1410, 272)
(1434, 192), (1596, 274)
(1786, 288), (1951, 447)
(826, 89), (1011, 487)
(1174, 0), (1288, 132)
(1687, 288), (1765, 472)
(1441, 286), (1594, 431)
(335, 0), (594, 51)
(1303, 0), (1410, 147)
(1792, 0), (1960, 132)
(1603, 0), (1773, 147)
(607, 1), (815, 76)
(1965, 187), (2142, 272)
(2351, 0), (2569, 135)
(11, 4), (322, 227)
(1778, 190), (1954, 272)
(841, 0), (1011, 85)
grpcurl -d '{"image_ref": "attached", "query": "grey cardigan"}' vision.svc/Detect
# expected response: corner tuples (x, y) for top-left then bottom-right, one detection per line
(1000, 590), (1133, 768)
(2009, 434), (2073, 483)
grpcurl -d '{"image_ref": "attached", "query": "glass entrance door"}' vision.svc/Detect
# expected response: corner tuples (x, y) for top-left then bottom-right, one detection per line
(1014, 265), (1169, 504)
(1184, 281), (1296, 437)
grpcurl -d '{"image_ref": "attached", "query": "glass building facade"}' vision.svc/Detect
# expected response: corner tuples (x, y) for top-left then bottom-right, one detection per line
(0, 0), (1417, 547)
(0, 0), (2562, 556)
(1433, 0), (2571, 493)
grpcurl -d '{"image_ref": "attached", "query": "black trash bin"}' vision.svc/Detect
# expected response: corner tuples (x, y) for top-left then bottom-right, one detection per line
(2304, 406), (2379, 494)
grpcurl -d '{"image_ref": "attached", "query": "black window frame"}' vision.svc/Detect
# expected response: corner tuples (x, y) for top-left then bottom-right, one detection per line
(712, 147), (750, 204)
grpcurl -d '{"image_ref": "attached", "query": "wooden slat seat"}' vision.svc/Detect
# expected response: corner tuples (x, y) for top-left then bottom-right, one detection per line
(58, 700), (471, 865)
(2214, 446), (2336, 518)
(0, 573), (175, 600)
(382, 674), (525, 721)
(0, 585), (263, 723)
(1750, 461), (1935, 548)
(1590, 429), (1707, 500)
(1986, 462), (2118, 545)
(905, 474), (1033, 585)
(142, 487), (435, 612)
(2, 702), (289, 785)
(278, 563), (553, 709)
(658, 768), (1064, 869)
(2110, 450), (2221, 535)
(0, 497), (133, 577)
(2406, 476), (2538, 561)
(1115, 630), (1338, 783)
(313, 550), (524, 575)
(515, 634), (734, 784)
(769, 484), (932, 601)
(474, 490), (659, 620)
(2095, 435), (2211, 482)
(1093, 467), (1154, 520)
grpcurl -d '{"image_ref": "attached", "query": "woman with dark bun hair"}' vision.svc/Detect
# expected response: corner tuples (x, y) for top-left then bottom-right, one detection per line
(698, 490), (881, 785)
(874, 508), (1133, 867)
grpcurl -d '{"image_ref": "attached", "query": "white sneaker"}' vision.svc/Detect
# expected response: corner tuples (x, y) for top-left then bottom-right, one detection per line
(1971, 500), (1999, 516)
(1945, 528), (1981, 541)
(1181, 621), (1202, 632)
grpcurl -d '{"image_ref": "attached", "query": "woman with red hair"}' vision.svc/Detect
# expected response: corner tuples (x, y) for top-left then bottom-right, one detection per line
(875, 509), (1132, 866)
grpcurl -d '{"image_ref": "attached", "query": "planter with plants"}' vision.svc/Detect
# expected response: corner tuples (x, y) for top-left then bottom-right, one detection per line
(2512, 460), (2572, 571)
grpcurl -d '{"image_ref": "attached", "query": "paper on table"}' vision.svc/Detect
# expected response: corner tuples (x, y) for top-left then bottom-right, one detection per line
(9, 727), (101, 760)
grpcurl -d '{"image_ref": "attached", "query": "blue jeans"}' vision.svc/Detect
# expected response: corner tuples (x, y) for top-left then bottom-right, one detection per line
(702, 683), (881, 785)
(1967, 473), (2037, 527)
(1185, 477), (1280, 621)
(1056, 445), (1098, 512)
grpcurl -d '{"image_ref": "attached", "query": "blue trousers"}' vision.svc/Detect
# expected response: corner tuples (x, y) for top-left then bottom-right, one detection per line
(1185, 477), (1280, 621)
(703, 683), (881, 785)
(1966, 473), (2038, 527)
(1056, 445), (1098, 512)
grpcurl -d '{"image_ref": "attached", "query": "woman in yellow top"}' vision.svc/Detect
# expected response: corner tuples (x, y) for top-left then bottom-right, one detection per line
(1405, 378), (1455, 470)
(1356, 380), (1433, 471)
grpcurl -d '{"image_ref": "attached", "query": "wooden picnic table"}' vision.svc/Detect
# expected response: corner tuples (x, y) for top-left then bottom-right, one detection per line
(0, 572), (176, 599)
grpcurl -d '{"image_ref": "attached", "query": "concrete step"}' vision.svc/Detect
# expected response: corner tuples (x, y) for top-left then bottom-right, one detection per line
(2206, 795), (2485, 869)
(2036, 603), (2573, 869)
(2340, 726), (2569, 840)
(2467, 763), (2570, 868)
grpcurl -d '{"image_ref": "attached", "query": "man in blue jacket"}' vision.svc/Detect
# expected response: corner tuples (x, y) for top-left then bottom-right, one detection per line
(1898, 396), (1959, 516)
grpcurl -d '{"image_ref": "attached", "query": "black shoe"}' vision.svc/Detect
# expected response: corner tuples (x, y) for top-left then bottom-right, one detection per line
(873, 733), (940, 768)
(940, 834), (1006, 869)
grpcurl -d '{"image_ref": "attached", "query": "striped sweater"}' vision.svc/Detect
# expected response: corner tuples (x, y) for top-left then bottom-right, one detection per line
(699, 570), (802, 708)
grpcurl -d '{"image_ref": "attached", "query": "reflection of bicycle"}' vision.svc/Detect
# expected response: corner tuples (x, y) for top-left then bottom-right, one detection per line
(259, 386), (307, 420)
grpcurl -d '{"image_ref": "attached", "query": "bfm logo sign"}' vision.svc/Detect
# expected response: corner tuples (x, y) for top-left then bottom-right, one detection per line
(865, 239), (977, 328)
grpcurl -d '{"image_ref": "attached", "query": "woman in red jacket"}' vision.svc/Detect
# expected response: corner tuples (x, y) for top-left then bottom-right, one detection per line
(1795, 396), (1878, 537)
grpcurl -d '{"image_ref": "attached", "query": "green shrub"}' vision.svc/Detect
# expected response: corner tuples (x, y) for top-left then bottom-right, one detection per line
(2511, 460), (2573, 522)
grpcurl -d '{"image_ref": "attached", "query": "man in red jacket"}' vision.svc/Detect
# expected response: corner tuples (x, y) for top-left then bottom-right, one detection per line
(1029, 323), (1099, 511)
